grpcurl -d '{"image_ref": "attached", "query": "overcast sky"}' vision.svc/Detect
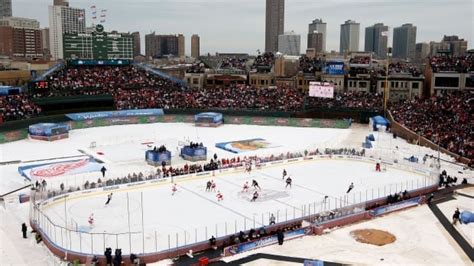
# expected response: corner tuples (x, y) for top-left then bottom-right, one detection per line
(12, 0), (474, 55)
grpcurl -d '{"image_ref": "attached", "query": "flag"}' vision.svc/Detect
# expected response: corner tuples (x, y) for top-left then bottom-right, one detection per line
(381, 31), (389, 37)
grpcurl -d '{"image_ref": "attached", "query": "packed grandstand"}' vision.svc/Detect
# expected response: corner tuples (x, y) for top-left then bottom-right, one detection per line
(0, 55), (473, 163)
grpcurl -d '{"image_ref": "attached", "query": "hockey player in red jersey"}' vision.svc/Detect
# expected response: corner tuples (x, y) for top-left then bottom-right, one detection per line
(242, 181), (249, 192)
(88, 213), (94, 227)
(375, 162), (381, 172)
(216, 191), (224, 201)
(172, 184), (178, 195)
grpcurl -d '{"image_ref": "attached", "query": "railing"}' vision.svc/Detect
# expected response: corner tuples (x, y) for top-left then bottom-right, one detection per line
(30, 152), (439, 257)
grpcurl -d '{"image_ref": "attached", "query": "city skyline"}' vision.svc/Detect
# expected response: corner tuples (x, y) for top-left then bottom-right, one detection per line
(11, 0), (473, 55)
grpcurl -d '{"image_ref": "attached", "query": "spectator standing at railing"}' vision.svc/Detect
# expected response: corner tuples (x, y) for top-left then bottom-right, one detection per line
(101, 166), (107, 178)
(41, 180), (47, 191)
(346, 182), (354, 193)
(21, 223), (27, 239)
(269, 214), (276, 225)
(277, 229), (284, 245)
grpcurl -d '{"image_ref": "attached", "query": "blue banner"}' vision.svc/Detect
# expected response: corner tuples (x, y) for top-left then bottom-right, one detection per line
(225, 228), (307, 255)
(66, 109), (164, 121)
(370, 197), (421, 216)
(326, 62), (345, 75)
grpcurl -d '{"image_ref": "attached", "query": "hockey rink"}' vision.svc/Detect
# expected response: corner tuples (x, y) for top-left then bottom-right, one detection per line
(39, 157), (431, 254)
(1, 121), (471, 263)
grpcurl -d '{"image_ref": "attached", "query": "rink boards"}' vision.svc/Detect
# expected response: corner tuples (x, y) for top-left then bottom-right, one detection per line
(36, 154), (436, 255)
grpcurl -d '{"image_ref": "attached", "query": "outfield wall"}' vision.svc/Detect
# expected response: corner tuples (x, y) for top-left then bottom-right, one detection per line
(0, 114), (350, 144)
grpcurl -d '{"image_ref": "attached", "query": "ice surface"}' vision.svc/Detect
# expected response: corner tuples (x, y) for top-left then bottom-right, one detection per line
(1, 121), (472, 264)
(40, 158), (430, 254)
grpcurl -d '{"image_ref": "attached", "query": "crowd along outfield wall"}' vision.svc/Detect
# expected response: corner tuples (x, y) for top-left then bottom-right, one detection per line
(387, 111), (471, 165)
(0, 114), (350, 144)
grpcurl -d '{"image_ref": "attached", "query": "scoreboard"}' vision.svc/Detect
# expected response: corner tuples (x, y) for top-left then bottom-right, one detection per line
(30, 80), (49, 90)
(63, 24), (134, 60)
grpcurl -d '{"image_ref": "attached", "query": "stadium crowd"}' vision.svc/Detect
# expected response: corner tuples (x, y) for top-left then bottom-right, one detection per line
(251, 52), (275, 73)
(299, 55), (325, 73)
(186, 61), (206, 73)
(349, 55), (371, 65)
(115, 85), (305, 111)
(219, 57), (247, 70)
(429, 55), (474, 73)
(31, 65), (182, 98)
(0, 93), (41, 122)
(391, 91), (474, 161)
(307, 91), (383, 111)
(386, 62), (422, 77)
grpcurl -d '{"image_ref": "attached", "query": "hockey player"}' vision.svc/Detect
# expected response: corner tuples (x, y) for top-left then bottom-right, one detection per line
(346, 182), (354, 193)
(242, 181), (249, 192)
(206, 180), (212, 192)
(245, 161), (252, 174)
(285, 176), (292, 188)
(251, 191), (259, 202)
(282, 169), (287, 180)
(88, 213), (94, 227)
(105, 193), (113, 205)
(323, 195), (329, 203)
(210, 180), (217, 192)
(172, 184), (178, 196)
(216, 191), (224, 201)
(375, 162), (381, 172)
(252, 179), (261, 190)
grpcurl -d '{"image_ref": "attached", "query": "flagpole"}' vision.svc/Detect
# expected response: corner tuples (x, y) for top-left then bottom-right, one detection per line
(383, 32), (390, 117)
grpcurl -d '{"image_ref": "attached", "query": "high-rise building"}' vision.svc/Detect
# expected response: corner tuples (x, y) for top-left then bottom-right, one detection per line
(340, 20), (360, 54)
(191, 34), (200, 58)
(178, 34), (185, 57)
(0, 16), (40, 29)
(53, 0), (69, 6)
(145, 33), (183, 58)
(131, 31), (141, 57)
(392, 23), (417, 59)
(429, 41), (450, 56)
(0, 17), (43, 59)
(307, 31), (323, 53)
(41, 27), (50, 57)
(265, 0), (284, 53)
(278, 31), (300, 56)
(364, 23), (388, 59)
(48, 3), (86, 60)
(0, 0), (12, 18)
(441, 35), (468, 56)
(415, 42), (429, 60)
(308, 18), (326, 51)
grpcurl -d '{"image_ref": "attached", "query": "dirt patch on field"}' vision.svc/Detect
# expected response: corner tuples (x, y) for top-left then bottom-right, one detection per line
(350, 229), (396, 246)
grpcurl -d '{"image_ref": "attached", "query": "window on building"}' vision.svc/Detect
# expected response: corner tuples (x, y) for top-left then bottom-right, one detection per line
(434, 77), (459, 87)
(359, 81), (367, 88)
(412, 82), (419, 89)
(465, 77), (474, 88)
